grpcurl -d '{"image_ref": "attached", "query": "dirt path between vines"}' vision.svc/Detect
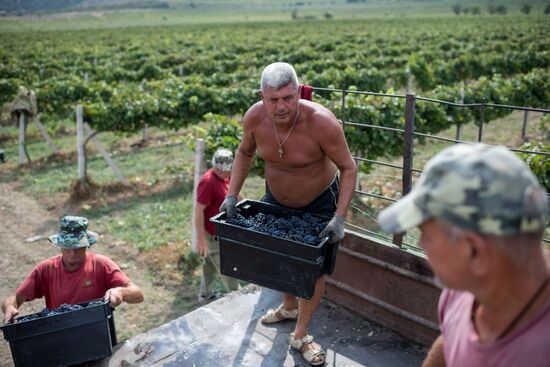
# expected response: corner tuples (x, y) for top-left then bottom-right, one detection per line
(0, 182), (180, 366)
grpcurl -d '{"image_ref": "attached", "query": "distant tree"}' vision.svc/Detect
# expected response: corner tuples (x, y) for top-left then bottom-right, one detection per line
(292, 8), (298, 20)
(488, 4), (497, 14)
(520, 4), (531, 14)
(496, 5), (507, 14)
(545, 4), (550, 14)
(452, 4), (462, 15)
(324, 12), (333, 19)
(462, 7), (470, 14)
(471, 6), (481, 15)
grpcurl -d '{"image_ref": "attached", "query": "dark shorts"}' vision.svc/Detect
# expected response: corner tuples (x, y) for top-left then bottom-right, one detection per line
(261, 176), (340, 275)
(261, 176), (339, 217)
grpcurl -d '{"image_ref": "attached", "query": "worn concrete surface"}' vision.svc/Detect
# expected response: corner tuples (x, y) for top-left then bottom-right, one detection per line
(94, 285), (427, 367)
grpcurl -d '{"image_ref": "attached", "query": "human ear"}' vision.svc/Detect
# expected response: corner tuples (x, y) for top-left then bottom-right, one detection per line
(464, 232), (490, 276)
(469, 245), (477, 260)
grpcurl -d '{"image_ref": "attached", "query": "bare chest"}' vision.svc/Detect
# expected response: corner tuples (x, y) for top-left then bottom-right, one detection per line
(254, 121), (323, 167)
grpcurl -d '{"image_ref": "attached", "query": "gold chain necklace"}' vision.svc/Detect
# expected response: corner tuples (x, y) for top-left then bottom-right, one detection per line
(272, 108), (300, 158)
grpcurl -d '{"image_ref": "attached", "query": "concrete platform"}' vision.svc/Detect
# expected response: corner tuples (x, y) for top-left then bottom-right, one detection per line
(95, 285), (427, 366)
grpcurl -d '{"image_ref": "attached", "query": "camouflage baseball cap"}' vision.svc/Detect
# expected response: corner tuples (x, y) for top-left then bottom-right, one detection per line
(378, 144), (548, 235)
(211, 148), (233, 172)
(48, 216), (98, 249)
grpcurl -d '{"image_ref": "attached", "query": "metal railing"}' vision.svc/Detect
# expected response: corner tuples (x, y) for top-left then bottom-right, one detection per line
(312, 87), (550, 248)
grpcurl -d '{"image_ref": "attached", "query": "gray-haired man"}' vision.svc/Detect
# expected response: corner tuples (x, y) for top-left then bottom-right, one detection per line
(195, 148), (240, 302)
(220, 62), (357, 366)
(378, 144), (549, 367)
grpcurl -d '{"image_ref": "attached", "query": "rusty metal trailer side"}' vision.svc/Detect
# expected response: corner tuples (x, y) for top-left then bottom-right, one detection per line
(326, 231), (441, 345)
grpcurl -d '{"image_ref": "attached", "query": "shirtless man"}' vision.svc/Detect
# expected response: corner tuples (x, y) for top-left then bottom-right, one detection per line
(220, 62), (357, 366)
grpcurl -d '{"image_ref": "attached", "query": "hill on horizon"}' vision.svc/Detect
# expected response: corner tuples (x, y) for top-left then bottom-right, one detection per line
(0, 0), (545, 15)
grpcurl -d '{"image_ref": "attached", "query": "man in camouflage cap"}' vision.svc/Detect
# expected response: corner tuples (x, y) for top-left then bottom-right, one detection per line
(378, 144), (549, 367)
(2, 216), (144, 324)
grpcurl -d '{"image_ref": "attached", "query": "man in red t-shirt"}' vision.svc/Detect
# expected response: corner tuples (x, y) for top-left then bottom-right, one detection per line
(2, 216), (144, 323)
(194, 148), (240, 301)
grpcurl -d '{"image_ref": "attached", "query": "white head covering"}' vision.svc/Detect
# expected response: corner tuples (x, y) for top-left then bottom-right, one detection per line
(211, 148), (233, 172)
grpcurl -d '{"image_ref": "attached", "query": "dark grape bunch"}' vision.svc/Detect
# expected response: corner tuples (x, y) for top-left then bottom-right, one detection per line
(227, 212), (329, 245)
(16, 299), (106, 323)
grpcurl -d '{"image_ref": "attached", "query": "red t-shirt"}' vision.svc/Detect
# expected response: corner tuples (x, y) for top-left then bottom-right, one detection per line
(197, 168), (229, 236)
(16, 252), (131, 309)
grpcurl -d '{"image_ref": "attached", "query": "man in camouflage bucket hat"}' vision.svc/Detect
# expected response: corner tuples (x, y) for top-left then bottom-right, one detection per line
(2, 216), (144, 324)
(48, 216), (99, 248)
(378, 144), (550, 367)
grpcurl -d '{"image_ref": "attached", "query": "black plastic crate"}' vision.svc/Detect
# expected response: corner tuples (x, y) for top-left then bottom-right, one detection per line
(210, 200), (338, 299)
(0, 299), (116, 367)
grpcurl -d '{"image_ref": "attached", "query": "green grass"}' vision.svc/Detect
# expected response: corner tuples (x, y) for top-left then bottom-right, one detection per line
(5, 142), (188, 194)
(0, 121), (266, 252)
(91, 188), (193, 250)
(81, 171), (263, 252)
(0, 123), (191, 193)
(0, 120), (73, 161)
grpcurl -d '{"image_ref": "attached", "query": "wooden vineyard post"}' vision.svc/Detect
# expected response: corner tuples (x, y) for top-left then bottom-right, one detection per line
(18, 112), (26, 165)
(84, 123), (129, 185)
(76, 105), (86, 183)
(143, 125), (149, 141)
(76, 105), (128, 185)
(141, 79), (149, 143)
(191, 138), (206, 253)
(35, 118), (58, 154)
(455, 85), (465, 141)
(393, 94), (416, 248)
(521, 110), (529, 141)
(406, 66), (413, 94)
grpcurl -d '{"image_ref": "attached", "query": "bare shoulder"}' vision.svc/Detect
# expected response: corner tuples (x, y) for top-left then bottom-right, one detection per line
(302, 100), (341, 130)
(243, 101), (266, 127)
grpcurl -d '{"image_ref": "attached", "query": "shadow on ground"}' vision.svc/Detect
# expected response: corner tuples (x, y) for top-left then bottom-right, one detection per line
(94, 285), (427, 367)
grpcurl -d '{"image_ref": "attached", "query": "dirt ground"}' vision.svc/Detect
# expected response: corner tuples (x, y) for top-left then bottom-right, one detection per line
(0, 182), (187, 367)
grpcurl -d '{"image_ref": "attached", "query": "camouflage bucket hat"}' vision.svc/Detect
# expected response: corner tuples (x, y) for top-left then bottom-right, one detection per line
(378, 144), (548, 235)
(212, 148), (233, 172)
(48, 216), (98, 249)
